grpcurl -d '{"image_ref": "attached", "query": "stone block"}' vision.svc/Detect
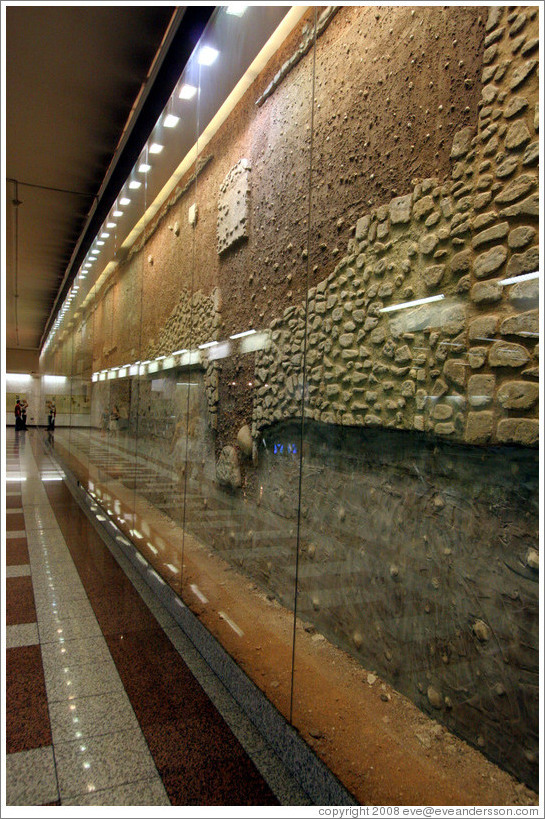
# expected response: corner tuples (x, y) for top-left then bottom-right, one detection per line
(355, 215), (371, 241)
(216, 445), (241, 489)
(389, 194), (412, 224)
(497, 380), (538, 409)
(435, 422), (455, 436)
(419, 233), (439, 255)
(473, 245), (507, 278)
(505, 120), (532, 151)
(472, 222), (509, 248)
(499, 193), (539, 218)
(489, 341), (530, 368)
(471, 281), (502, 304)
(465, 411), (495, 444)
(468, 374), (495, 407)
(504, 95), (528, 119)
(497, 418), (538, 445)
(441, 305), (466, 336)
(506, 246), (539, 278)
(451, 126), (476, 159)
(522, 141), (539, 166)
(508, 278), (539, 306)
(507, 226), (536, 249)
(468, 347), (488, 369)
(423, 264), (445, 289)
(495, 174), (536, 205)
(499, 310), (538, 338)
(450, 249), (472, 275)
(443, 359), (467, 387)
(217, 159), (251, 254)
(496, 157), (518, 178)
(509, 59), (537, 91)
(413, 195), (435, 220)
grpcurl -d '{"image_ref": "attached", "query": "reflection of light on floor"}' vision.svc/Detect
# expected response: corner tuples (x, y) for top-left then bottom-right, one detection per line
(165, 563), (179, 574)
(219, 611), (244, 637)
(146, 541), (158, 555)
(190, 583), (208, 604)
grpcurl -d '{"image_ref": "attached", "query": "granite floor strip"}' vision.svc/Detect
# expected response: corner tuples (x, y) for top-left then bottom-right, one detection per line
(44, 480), (279, 806)
(5, 746), (59, 806)
(5, 428), (309, 805)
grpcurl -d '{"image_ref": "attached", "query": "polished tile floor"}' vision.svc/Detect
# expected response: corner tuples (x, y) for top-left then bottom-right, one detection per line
(4, 428), (311, 806)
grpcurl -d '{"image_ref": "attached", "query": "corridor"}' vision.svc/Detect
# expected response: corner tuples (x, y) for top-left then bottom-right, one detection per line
(4, 427), (311, 806)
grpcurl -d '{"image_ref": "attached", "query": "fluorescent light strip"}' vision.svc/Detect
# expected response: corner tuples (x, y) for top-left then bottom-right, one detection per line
(498, 271), (539, 286)
(230, 329), (256, 339)
(198, 341), (218, 349)
(380, 294), (445, 314)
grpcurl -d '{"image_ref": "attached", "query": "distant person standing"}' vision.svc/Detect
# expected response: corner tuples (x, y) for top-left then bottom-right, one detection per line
(47, 398), (56, 431)
(14, 398), (23, 430)
(20, 398), (28, 429)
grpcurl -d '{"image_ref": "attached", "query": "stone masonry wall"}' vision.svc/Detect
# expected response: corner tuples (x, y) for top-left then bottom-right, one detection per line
(252, 6), (539, 449)
(145, 286), (222, 430)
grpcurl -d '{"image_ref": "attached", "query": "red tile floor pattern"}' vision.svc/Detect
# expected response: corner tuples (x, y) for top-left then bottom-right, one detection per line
(6, 430), (284, 806)
(5, 472), (54, 759)
(43, 480), (278, 806)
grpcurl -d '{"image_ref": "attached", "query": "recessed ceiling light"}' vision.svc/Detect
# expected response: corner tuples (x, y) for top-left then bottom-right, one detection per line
(97, 241), (104, 246)
(149, 143), (164, 154)
(119, 197), (131, 206)
(113, 210), (123, 217)
(179, 83), (197, 100)
(106, 222), (116, 228)
(138, 163), (151, 173)
(129, 180), (141, 189)
(198, 45), (219, 66)
(164, 114), (180, 128)
(226, 5), (247, 16)
(100, 232), (109, 238)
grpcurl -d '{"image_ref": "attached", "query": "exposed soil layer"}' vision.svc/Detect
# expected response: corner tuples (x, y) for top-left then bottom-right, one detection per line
(52, 431), (538, 807)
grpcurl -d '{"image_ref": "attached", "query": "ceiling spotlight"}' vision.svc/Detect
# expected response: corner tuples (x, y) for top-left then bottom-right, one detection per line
(179, 83), (197, 100)
(149, 143), (164, 154)
(138, 163), (151, 173)
(129, 180), (141, 189)
(164, 114), (179, 128)
(198, 46), (219, 66)
(226, 5), (247, 16)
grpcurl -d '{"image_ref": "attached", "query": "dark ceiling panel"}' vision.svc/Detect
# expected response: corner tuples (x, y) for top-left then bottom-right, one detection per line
(5, 4), (175, 350)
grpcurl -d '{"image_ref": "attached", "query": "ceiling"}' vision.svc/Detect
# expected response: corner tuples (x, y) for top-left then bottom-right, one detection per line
(5, 4), (189, 353)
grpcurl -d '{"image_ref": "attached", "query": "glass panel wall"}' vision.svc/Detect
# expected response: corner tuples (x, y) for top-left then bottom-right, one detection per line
(38, 5), (539, 803)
